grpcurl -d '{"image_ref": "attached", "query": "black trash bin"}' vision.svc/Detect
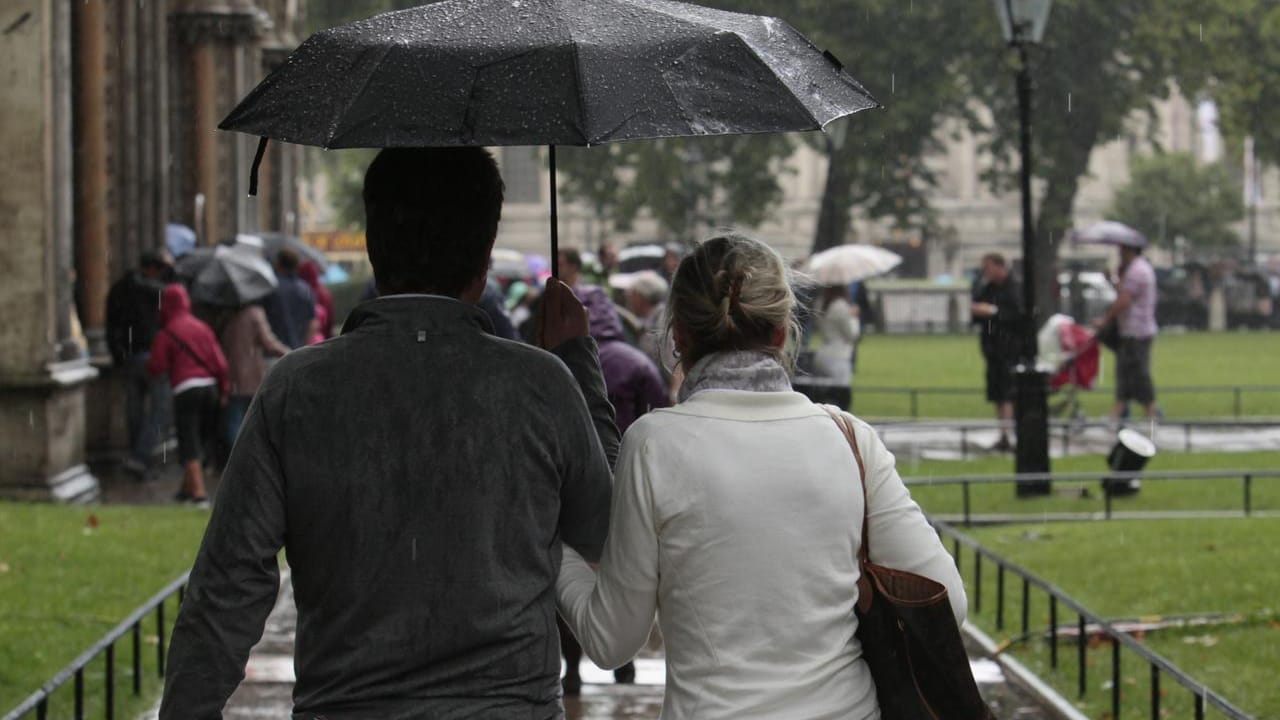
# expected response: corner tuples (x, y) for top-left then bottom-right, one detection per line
(1103, 428), (1156, 496)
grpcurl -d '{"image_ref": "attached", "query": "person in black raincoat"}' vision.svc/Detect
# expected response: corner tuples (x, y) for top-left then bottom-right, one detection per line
(970, 252), (1023, 452)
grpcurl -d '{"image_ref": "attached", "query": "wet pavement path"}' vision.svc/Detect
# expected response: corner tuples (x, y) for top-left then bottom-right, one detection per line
(134, 568), (1054, 719)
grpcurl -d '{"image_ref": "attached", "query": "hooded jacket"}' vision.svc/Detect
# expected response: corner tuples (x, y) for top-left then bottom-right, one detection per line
(145, 283), (229, 396)
(581, 286), (670, 432)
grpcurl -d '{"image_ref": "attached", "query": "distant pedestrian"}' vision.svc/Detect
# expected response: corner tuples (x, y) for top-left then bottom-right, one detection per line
(623, 270), (672, 377)
(218, 301), (289, 450)
(812, 284), (861, 382)
(296, 261), (334, 341)
(146, 283), (228, 506)
(159, 147), (616, 719)
(556, 233), (965, 719)
(262, 248), (314, 349)
(106, 250), (174, 477)
(970, 253), (1022, 451)
(1094, 241), (1158, 424)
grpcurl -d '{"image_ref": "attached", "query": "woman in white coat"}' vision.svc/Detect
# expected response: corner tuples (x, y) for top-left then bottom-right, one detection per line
(557, 234), (965, 719)
(813, 284), (861, 381)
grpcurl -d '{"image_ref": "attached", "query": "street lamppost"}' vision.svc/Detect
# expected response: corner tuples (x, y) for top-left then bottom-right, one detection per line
(993, 0), (1053, 491)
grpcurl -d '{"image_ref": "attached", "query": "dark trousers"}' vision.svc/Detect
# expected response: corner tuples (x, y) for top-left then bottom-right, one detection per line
(125, 354), (171, 466)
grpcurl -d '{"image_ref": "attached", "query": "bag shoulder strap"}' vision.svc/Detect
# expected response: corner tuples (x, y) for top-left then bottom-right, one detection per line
(821, 406), (870, 564)
(163, 327), (219, 379)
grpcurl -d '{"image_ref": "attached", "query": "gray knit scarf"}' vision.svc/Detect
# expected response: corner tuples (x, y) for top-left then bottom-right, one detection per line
(677, 350), (793, 403)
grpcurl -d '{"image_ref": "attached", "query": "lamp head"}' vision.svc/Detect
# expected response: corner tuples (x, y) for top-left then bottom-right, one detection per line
(993, 0), (1053, 45)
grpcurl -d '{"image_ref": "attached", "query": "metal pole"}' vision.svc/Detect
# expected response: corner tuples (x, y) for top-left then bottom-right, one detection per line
(548, 145), (559, 278)
(1013, 39), (1051, 487)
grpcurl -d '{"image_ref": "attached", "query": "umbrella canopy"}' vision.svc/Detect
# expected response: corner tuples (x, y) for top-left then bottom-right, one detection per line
(255, 232), (330, 270)
(166, 223), (197, 258)
(175, 245), (279, 307)
(1073, 221), (1147, 248)
(218, 0), (879, 275)
(807, 244), (902, 285)
(220, 0), (878, 149)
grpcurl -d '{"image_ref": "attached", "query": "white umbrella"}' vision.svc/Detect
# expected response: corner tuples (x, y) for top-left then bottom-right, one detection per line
(1073, 221), (1147, 248)
(806, 244), (902, 285)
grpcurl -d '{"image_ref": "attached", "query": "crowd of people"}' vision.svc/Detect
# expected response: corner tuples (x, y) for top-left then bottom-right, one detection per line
(105, 238), (339, 506)
(151, 147), (964, 720)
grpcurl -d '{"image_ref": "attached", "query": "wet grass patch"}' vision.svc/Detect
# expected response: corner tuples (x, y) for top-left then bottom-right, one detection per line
(956, 519), (1280, 719)
(0, 502), (208, 717)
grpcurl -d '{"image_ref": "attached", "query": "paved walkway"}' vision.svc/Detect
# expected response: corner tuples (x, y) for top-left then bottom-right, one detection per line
(131, 568), (1054, 719)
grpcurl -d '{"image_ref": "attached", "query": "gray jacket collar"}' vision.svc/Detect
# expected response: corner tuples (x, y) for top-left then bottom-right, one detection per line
(341, 295), (495, 337)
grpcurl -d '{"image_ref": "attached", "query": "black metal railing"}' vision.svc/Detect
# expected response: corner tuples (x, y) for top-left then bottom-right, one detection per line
(873, 417), (1280, 457)
(851, 384), (1280, 419)
(935, 519), (1256, 720)
(904, 469), (1280, 525)
(2, 572), (189, 720)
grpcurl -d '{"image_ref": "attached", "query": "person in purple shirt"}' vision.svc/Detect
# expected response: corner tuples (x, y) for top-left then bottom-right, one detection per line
(1094, 241), (1158, 424)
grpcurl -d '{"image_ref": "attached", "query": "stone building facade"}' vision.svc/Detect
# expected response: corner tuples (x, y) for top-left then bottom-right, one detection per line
(0, 0), (303, 500)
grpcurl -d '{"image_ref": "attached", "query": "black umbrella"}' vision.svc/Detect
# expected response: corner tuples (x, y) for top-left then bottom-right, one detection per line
(220, 0), (879, 274)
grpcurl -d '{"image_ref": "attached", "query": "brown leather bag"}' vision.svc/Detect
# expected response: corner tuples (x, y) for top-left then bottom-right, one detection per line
(824, 408), (996, 720)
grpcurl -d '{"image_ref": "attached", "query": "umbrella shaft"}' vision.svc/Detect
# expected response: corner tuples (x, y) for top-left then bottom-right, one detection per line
(549, 144), (559, 279)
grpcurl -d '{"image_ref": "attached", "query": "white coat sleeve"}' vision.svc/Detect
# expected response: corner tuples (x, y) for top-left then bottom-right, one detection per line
(853, 415), (968, 625)
(557, 432), (660, 669)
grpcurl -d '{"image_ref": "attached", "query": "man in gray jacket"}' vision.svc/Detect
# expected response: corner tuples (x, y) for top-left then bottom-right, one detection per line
(160, 147), (617, 719)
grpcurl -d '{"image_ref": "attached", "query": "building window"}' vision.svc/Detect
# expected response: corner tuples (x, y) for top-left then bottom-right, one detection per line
(502, 146), (541, 204)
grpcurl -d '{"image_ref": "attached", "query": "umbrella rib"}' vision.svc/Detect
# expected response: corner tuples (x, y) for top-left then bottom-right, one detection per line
(324, 43), (397, 148)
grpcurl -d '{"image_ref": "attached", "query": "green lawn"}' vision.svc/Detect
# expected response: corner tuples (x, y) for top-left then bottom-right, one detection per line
(956, 519), (1280, 719)
(850, 331), (1280, 418)
(0, 503), (209, 718)
(902, 451), (1280, 517)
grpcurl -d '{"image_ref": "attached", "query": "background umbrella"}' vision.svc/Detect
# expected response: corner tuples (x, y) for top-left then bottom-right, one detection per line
(1072, 220), (1147, 248)
(806, 244), (902, 285)
(255, 232), (330, 270)
(165, 223), (196, 259)
(175, 245), (279, 307)
(219, 0), (879, 275)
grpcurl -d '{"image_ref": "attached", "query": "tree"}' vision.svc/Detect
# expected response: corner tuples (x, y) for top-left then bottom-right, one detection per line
(962, 0), (1177, 318)
(1109, 152), (1243, 251)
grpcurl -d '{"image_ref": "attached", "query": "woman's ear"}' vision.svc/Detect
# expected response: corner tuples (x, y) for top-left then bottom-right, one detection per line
(769, 325), (787, 349)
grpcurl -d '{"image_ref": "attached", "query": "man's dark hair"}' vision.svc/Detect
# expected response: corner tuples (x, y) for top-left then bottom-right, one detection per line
(276, 248), (300, 274)
(558, 247), (582, 272)
(140, 250), (170, 271)
(981, 252), (1006, 267)
(363, 147), (505, 297)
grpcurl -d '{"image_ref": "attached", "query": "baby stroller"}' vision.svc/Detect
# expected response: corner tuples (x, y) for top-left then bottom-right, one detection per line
(1037, 314), (1101, 423)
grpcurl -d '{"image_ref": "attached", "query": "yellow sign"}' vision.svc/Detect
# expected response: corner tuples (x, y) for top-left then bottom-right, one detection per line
(303, 230), (366, 253)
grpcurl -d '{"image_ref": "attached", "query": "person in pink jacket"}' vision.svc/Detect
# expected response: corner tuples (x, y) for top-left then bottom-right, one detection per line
(146, 283), (229, 505)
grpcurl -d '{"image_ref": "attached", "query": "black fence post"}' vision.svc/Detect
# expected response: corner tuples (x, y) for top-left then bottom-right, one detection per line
(1021, 579), (1030, 636)
(157, 600), (166, 678)
(1151, 664), (1160, 720)
(1244, 474), (1253, 516)
(1112, 639), (1121, 720)
(963, 481), (972, 526)
(74, 667), (84, 720)
(37, 698), (48, 720)
(974, 552), (982, 614)
(996, 564), (1005, 630)
(953, 538), (961, 571)
(1195, 693), (1205, 720)
(132, 621), (142, 695)
(1049, 595), (1058, 669)
(106, 643), (115, 720)
(1078, 614), (1087, 698)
